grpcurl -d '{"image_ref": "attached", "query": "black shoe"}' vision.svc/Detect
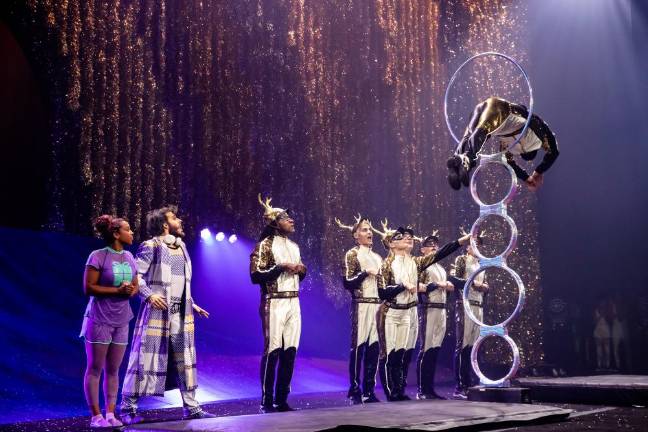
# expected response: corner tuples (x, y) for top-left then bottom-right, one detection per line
(431, 391), (446, 400)
(447, 156), (461, 190)
(362, 393), (381, 403)
(452, 389), (468, 400)
(418, 391), (445, 400)
(348, 393), (363, 405)
(184, 409), (216, 420)
(120, 412), (143, 425)
(259, 404), (276, 414)
(457, 154), (471, 187)
(274, 403), (294, 412)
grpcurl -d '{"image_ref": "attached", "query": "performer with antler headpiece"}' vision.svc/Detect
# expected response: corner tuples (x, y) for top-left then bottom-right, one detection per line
(449, 228), (489, 399)
(415, 230), (459, 399)
(401, 233), (422, 399)
(372, 221), (470, 401)
(335, 214), (383, 404)
(250, 194), (307, 413)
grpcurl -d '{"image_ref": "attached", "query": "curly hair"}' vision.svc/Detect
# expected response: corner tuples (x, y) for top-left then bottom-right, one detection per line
(93, 214), (126, 244)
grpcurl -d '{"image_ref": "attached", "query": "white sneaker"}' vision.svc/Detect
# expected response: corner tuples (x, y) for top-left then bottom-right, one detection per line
(105, 413), (124, 427)
(90, 414), (110, 427)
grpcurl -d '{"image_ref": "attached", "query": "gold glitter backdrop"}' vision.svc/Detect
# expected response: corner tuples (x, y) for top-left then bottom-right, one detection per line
(23, 0), (543, 367)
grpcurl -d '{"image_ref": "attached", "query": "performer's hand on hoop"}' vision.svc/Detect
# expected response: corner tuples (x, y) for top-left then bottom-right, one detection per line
(458, 233), (471, 246)
(525, 171), (543, 191)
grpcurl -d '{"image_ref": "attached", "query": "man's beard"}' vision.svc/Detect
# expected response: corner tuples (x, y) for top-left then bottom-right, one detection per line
(170, 226), (185, 238)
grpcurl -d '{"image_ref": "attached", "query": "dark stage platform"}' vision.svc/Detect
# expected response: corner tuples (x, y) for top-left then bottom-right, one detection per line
(516, 375), (648, 406)
(127, 400), (571, 432)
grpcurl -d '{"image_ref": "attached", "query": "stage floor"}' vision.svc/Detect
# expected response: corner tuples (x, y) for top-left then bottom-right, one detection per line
(516, 375), (648, 406)
(127, 400), (572, 432)
(518, 374), (648, 389)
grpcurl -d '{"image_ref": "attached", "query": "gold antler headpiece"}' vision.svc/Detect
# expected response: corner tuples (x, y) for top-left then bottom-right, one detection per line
(370, 218), (395, 239)
(334, 213), (368, 233)
(371, 218), (398, 249)
(258, 193), (289, 224)
(419, 229), (440, 246)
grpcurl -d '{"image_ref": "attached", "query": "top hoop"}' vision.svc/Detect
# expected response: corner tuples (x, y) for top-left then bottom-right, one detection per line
(444, 52), (534, 156)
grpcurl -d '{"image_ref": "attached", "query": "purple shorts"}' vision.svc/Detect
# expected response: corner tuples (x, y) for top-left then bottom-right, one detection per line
(81, 318), (129, 345)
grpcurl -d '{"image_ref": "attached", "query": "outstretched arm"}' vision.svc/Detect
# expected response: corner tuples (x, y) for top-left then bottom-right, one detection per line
(505, 152), (531, 181)
(415, 233), (469, 272)
(534, 116), (559, 175)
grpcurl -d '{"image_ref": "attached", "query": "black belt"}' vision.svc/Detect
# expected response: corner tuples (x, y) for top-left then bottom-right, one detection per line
(264, 291), (299, 299)
(456, 299), (483, 308)
(353, 297), (381, 304)
(384, 301), (417, 310)
(420, 302), (446, 309)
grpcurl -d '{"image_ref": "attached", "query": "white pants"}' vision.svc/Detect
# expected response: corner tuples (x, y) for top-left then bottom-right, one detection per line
(262, 297), (301, 353)
(420, 306), (447, 351)
(405, 307), (418, 350)
(352, 302), (380, 347)
(378, 305), (412, 357)
(462, 304), (482, 348)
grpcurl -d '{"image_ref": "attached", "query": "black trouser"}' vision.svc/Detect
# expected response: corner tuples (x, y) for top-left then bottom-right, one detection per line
(379, 349), (405, 400)
(260, 347), (297, 407)
(417, 347), (440, 395)
(348, 342), (379, 398)
(453, 301), (474, 391)
(402, 348), (414, 393)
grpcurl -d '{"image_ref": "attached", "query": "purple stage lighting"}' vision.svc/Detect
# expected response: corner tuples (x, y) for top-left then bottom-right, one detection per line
(200, 228), (212, 241)
(215, 231), (225, 242)
(229, 234), (238, 243)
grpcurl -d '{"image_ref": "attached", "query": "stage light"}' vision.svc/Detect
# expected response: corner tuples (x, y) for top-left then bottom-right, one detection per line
(228, 234), (238, 243)
(215, 232), (225, 242)
(200, 228), (212, 241)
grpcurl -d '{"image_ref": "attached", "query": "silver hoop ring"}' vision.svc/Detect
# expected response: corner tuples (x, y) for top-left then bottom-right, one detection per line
(470, 213), (518, 263)
(444, 52), (534, 155)
(463, 264), (526, 329)
(471, 333), (521, 387)
(469, 154), (518, 209)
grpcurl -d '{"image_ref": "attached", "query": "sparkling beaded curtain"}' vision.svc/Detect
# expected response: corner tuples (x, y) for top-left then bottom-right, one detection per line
(23, 0), (542, 366)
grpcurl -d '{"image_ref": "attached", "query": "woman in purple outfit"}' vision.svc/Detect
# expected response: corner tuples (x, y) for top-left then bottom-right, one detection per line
(81, 215), (138, 428)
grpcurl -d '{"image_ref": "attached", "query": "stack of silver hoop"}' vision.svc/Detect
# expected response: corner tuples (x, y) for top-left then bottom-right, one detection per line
(444, 51), (534, 387)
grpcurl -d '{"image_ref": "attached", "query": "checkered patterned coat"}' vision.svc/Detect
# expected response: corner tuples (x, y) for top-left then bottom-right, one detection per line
(122, 237), (197, 397)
